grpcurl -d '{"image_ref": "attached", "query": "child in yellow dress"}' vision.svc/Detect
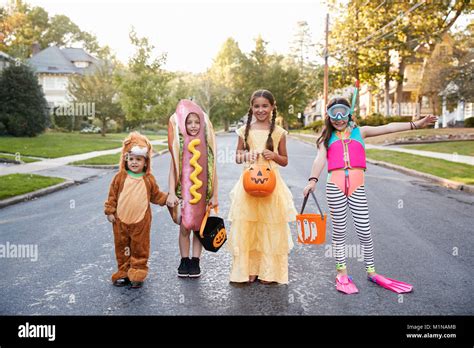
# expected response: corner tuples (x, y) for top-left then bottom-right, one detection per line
(228, 89), (297, 284)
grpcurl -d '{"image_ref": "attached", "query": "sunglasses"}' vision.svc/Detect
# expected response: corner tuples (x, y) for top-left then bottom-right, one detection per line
(327, 104), (351, 121)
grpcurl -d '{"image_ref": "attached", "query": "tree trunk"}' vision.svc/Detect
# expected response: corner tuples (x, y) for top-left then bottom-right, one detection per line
(101, 118), (107, 137)
(354, 6), (360, 118)
(384, 50), (391, 117)
(384, 77), (390, 117)
(395, 56), (406, 116)
(223, 118), (229, 132)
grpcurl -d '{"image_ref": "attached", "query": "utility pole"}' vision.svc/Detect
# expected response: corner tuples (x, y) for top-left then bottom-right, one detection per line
(323, 13), (329, 117)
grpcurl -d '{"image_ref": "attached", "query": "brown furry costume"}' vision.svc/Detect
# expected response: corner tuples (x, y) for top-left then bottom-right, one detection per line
(104, 132), (168, 283)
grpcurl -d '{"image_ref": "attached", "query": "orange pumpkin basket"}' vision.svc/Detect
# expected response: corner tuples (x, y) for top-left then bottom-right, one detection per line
(296, 192), (327, 244)
(243, 156), (276, 197)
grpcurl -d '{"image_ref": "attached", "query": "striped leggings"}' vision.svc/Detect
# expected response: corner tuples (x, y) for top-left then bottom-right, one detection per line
(326, 182), (375, 272)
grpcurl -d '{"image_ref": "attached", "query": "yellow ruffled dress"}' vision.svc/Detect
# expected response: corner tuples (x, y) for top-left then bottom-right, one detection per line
(227, 125), (297, 284)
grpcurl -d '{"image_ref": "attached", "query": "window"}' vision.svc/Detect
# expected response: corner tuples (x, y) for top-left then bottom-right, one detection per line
(74, 61), (89, 68)
(439, 45), (448, 57)
(43, 76), (68, 90)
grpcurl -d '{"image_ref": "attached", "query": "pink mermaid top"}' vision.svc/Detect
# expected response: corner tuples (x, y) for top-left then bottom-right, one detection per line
(327, 127), (366, 171)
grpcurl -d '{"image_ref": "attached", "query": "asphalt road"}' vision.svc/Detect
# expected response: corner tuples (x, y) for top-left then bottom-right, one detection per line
(1, 133), (473, 315)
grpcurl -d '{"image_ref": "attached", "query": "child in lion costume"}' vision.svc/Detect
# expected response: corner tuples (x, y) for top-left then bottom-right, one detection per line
(104, 132), (168, 288)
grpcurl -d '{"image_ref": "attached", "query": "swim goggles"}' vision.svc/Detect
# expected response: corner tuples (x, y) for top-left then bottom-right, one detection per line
(327, 104), (351, 121)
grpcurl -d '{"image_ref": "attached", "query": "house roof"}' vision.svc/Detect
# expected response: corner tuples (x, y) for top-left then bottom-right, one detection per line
(27, 46), (99, 75)
(61, 48), (97, 63)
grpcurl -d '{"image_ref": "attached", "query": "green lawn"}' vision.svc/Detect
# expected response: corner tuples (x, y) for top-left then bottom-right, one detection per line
(0, 153), (40, 163)
(0, 132), (166, 159)
(365, 127), (474, 145)
(366, 149), (474, 185)
(401, 141), (474, 157)
(71, 145), (168, 166)
(0, 174), (65, 200)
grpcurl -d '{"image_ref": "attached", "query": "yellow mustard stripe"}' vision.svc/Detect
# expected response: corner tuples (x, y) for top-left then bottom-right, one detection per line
(188, 139), (203, 204)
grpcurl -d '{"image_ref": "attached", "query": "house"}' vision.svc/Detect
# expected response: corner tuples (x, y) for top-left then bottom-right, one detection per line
(303, 99), (323, 126)
(357, 33), (473, 126)
(27, 45), (99, 108)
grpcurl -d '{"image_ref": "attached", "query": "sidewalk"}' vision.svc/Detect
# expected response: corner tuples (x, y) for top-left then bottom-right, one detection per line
(290, 133), (474, 165)
(365, 144), (474, 166)
(0, 139), (167, 176)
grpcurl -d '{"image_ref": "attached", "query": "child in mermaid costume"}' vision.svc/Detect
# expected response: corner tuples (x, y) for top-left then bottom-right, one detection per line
(303, 88), (438, 294)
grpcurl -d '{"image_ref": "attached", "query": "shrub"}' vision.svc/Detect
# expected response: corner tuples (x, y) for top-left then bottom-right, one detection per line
(464, 117), (474, 128)
(0, 64), (49, 136)
(303, 120), (324, 132)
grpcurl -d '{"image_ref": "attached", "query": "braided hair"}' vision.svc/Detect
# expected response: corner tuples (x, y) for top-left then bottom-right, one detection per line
(243, 89), (277, 151)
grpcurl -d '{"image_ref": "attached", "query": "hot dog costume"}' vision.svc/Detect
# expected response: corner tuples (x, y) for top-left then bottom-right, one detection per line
(168, 100), (217, 231)
(104, 132), (168, 283)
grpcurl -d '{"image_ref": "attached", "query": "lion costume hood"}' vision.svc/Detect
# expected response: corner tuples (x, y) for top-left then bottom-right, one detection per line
(119, 132), (153, 175)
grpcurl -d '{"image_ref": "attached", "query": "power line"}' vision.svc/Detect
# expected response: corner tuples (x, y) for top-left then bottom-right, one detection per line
(329, 0), (426, 57)
(352, 1), (425, 47)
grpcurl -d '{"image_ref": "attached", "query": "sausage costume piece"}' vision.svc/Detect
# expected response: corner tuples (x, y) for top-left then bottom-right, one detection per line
(104, 132), (168, 283)
(168, 100), (217, 231)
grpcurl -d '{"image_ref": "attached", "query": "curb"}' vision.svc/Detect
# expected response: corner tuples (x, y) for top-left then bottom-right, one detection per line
(289, 134), (474, 195)
(366, 159), (474, 194)
(0, 180), (75, 209)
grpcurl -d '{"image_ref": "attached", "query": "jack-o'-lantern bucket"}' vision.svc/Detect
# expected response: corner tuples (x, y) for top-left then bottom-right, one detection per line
(243, 157), (276, 197)
(296, 192), (326, 244)
(194, 206), (227, 252)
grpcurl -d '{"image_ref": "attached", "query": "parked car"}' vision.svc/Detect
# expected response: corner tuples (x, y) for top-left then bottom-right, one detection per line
(228, 122), (238, 132)
(80, 125), (101, 134)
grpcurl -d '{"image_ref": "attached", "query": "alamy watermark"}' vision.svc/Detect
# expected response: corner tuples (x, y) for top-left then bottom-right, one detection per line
(0, 242), (38, 261)
(50, 102), (95, 118)
(18, 322), (55, 341)
(324, 244), (365, 262)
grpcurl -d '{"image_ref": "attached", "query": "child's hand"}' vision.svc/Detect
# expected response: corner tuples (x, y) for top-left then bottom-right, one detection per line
(416, 115), (438, 128)
(303, 181), (317, 197)
(262, 149), (276, 161)
(209, 196), (219, 209)
(107, 214), (116, 223)
(166, 193), (179, 207)
(245, 150), (259, 162)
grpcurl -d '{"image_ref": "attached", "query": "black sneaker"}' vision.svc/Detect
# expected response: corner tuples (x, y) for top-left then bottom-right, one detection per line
(188, 257), (201, 278)
(177, 257), (190, 277)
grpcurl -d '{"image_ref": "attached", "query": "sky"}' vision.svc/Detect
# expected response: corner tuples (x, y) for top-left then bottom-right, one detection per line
(14, 0), (329, 72)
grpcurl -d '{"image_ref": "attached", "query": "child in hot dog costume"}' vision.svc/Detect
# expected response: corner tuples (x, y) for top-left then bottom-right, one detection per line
(104, 132), (168, 288)
(167, 99), (218, 278)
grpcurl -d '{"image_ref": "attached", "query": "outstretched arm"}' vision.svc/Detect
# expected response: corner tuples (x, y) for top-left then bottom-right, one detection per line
(361, 115), (438, 138)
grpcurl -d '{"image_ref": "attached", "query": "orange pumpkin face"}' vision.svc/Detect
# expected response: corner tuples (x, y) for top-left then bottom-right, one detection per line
(243, 164), (276, 197)
(212, 228), (226, 248)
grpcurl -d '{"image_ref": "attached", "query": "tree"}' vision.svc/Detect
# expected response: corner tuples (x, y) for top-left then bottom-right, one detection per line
(207, 37), (248, 129)
(289, 21), (323, 117)
(328, 0), (473, 115)
(68, 59), (124, 136)
(448, 21), (474, 103)
(0, 63), (48, 136)
(0, 0), (109, 59)
(115, 28), (170, 127)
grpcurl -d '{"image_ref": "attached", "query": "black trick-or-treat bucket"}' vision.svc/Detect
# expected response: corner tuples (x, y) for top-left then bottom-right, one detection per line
(194, 207), (227, 252)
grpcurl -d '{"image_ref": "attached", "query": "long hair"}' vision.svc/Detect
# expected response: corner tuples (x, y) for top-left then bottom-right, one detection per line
(244, 89), (277, 151)
(316, 97), (352, 149)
